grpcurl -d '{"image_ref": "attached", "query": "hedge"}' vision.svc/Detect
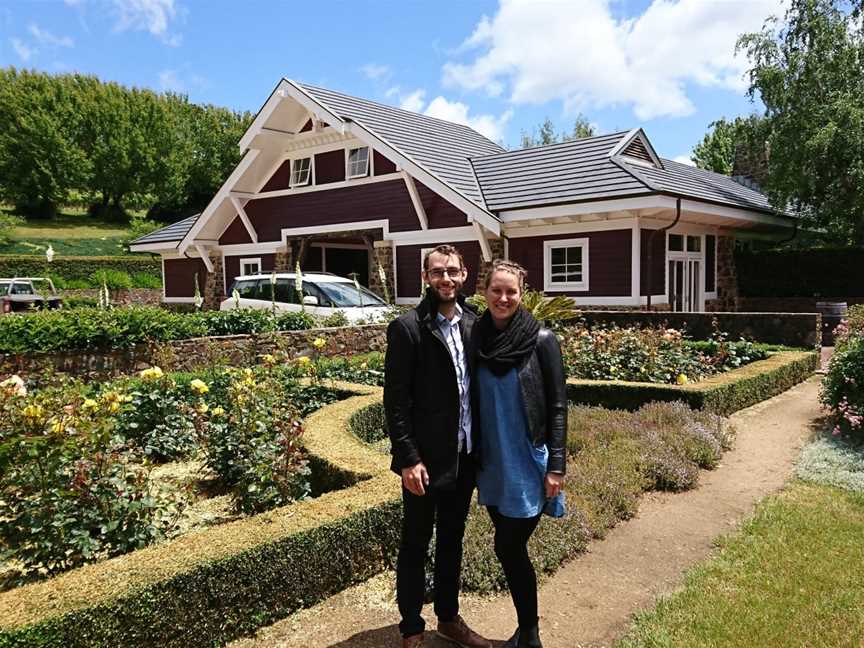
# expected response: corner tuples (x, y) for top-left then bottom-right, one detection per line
(0, 255), (160, 282)
(0, 383), (401, 648)
(566, 350), (819, 416)
(736, 247), (864, 298)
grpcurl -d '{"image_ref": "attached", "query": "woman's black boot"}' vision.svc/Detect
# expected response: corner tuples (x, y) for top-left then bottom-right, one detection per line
(503, 623), (542, 648)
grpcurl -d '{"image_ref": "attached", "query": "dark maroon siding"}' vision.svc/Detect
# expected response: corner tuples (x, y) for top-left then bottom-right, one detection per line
(374, 151), (397, 175)
(705, 235), (716, 292)
(261, 160), (291, 192)
(315, 150), (345, 184)
(218, 179), (470, 245)
(164, 258), (208, 298)
(396, 241), (481, 298)
(224, 254), (276, 291)
(508, 229), (632, 296)
(302, 246), (323, 272)
(641, 228), (666, 296)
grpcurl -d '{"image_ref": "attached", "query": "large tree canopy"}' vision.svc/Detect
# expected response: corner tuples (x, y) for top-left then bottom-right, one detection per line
(0, 68), (253, 222)
(738, 0), (864, 245)
(691, 115), (768, 181)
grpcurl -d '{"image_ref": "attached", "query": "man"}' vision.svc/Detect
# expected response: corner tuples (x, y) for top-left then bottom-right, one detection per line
(384, 245), (491, 648)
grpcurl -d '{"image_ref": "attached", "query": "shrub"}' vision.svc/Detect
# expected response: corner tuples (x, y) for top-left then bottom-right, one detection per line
(0, 255), (160, 283)
(348, 401), (388, 443)
(318, 311), (350, 328)
(821, 333), (864, 439)
(198, 368), (311, 514)
(467, 290), (578, 322)
(90, 269), (132, 290)
(0, 307), (315, 354)
(0, 380), (179, 582)
(130, 272), (162, 289)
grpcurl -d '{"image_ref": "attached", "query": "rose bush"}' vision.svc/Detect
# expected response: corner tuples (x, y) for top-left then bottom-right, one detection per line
(821, 315), (864, 439)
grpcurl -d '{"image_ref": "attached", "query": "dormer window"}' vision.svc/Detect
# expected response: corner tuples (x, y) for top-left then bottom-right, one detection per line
(290, 157), (311, 186)
(347, 147), (370, 178)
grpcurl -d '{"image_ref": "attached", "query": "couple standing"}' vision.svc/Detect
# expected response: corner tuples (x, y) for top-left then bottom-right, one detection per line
(384, 245), (568, 648)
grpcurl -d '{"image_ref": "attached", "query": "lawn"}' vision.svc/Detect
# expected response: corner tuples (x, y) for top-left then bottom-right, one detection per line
(617, 480), (864, 647)
(0, 207), (138, 256)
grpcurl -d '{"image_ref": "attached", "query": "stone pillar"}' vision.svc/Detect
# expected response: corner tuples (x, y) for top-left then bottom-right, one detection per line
(714, 235), (739, 312)
(474, 237), (507, 293)
(202, 253), (225, 311)
(369, 241), (395, 303)
(274, 248), (292, 272)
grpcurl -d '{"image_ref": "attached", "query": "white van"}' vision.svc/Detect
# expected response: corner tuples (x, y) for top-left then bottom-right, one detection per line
(220, 272), (390, 324)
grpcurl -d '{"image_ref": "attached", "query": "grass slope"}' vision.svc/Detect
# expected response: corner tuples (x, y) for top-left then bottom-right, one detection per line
(617, 481), (864, 648)
(0, 208), (137, 257)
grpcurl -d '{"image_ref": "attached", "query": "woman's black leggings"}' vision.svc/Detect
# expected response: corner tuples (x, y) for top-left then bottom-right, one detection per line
(487, 506), (543, 628)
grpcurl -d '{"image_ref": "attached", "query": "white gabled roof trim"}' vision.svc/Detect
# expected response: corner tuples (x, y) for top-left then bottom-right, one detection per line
(608, 128), (664, 169)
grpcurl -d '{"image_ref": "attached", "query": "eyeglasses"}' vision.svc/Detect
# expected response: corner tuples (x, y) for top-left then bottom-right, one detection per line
(427, 266), (464, 279)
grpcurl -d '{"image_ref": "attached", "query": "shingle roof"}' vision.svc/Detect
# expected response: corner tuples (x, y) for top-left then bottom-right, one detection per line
(130, 213), (200, 246)
(627, 158), (774, 213)
(299, 83), (505, 206)
(470, 132), (653, 211)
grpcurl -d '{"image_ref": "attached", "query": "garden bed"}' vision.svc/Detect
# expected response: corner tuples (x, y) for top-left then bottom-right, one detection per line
(566, 350), (818, 415)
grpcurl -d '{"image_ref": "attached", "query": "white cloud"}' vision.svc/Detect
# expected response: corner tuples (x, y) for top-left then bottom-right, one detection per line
(423, 96), (513, 142)
(158, 69), (183, 91)
(28, 24), (74, 48)
(399, 89), (427, 113)
(672, 154), (696, 166)
(360, 63), (391, 82)
(443, 0), (784, 121)
(11, 38), (34, 61)
(112, 0), (182, 45)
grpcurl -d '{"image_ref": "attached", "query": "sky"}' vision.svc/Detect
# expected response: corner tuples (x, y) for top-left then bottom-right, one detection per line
(0, 0), (784, 164)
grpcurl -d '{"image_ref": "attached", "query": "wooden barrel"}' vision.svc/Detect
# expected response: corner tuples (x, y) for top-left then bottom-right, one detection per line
(816, 301), (848, 346)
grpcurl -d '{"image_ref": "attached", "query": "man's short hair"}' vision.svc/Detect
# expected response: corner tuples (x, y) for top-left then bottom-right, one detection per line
(423, 244), (465, 271)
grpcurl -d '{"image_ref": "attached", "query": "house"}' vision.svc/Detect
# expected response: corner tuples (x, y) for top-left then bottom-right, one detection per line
(130, 78), (796, 312)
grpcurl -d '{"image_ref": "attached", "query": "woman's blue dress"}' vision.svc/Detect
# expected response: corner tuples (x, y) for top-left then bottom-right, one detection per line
(476, 363), (565, 519)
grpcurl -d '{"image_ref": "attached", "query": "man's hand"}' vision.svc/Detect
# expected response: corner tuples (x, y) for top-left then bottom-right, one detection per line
(402, 462), (430, 496)
(545, 472), (564, 499)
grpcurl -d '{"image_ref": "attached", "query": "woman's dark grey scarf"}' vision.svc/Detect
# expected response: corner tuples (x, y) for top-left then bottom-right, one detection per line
(477, 306), (540, 376)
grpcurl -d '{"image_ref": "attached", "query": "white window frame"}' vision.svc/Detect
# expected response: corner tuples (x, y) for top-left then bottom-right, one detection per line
(290, 157), (312, 187)
(543, 238), (589, 292)
(346, 146), (370, 179)
(239, 257), (262, 277)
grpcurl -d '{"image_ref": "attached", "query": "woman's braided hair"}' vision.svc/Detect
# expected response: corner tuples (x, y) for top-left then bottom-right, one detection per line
(484, 259), (527, 291)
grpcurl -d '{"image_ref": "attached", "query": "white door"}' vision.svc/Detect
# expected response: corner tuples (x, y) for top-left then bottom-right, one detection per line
(668, 257), (703, 312)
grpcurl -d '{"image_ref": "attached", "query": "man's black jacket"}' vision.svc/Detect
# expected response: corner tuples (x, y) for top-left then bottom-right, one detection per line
(384, 292), (478, 489)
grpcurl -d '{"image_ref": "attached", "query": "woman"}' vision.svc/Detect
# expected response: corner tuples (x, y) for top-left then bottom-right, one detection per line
(474, 260), (567, 648)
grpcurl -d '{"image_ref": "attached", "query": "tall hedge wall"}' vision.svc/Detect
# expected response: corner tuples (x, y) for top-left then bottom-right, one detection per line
(736, 247), (864, 297)
(0, 255), (160, 281)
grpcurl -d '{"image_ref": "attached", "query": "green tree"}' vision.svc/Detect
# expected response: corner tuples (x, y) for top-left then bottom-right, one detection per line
(691, 115), (768, 181)
(519, 114), (596, 148)
(738, 0), (864, 244)
(0, 69), (89, 218)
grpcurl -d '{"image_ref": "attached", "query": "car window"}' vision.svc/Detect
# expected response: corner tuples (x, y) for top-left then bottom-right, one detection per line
(30, 279), (55, 295)
(303, 282), (333, 307)
(0, 282), (9, 296)
(273, 278), (300, 304)
(10, 281), (34, 295)
(231, 279), (262, 299)
(315, 282), (386, 307)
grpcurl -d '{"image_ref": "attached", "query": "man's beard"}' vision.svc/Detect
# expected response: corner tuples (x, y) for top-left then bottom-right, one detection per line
(426, 284), (459, 305)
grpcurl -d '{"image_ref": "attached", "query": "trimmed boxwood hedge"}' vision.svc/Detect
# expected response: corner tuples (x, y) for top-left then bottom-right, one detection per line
(566, 351), (818, 416)
(0, 383), (401, 648)
(0, 255), (160, 282)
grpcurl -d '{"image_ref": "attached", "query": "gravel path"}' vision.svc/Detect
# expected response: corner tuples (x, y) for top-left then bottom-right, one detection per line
(231, 376), (824, 648)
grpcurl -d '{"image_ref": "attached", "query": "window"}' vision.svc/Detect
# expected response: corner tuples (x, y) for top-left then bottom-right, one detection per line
(686, 235), (701, 252)
(668, 234), (684, 252)
(239, 257), (261, 276)
(231, 279), (262, 299)
(347, 147), (370, 178)
(10, 281), (34, 295)
(273, 278), (300, 304)
(290, 157), (311, 186)
(544, 238), (589, 291)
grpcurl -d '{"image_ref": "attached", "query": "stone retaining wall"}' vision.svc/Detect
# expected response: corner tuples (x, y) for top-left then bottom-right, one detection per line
(576, 311), (821, 348)
(60, 288), (163, 306)
(1, 324), (387, 379)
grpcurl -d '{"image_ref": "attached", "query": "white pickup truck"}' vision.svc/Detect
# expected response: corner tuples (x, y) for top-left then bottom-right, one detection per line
(0, 277), (63, 314)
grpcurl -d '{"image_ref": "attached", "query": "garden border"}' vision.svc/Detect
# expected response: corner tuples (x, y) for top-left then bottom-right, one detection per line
(566, 351), (819, 416)
(0, 381), (401, 648)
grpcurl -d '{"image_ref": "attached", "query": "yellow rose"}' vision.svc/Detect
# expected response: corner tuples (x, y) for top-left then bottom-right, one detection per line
(297, 356), (311, 365)
(196, 402), (209, 414)
(83, 398), (98, 411)
(50, 418), (66, 434)
(189, 379), (210, 395)
(312, 337), (326, 350)
(23, 404), (44, 420)
(108, 402), (120, 413)
(676, 373), (689, 385)
(211, 406), (225, 417)
(139, 366), (164, 382)
(262, 353), (276, 365)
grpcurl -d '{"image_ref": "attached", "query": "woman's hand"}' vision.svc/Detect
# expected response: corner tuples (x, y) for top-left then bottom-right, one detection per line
(545, 472), (564, 499)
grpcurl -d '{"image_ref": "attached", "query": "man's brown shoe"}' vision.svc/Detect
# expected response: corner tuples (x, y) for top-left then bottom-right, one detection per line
(436, 615), (492, 648)
(402, 632), (424, 648)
